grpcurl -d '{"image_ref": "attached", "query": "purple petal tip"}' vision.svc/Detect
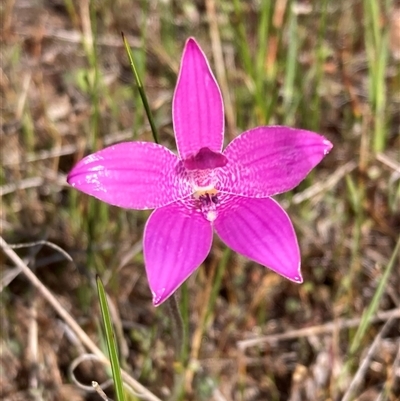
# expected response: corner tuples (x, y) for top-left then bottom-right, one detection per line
(322, 138), (333, 155)
(152, 289), (166, 307)
(289, 268), (303, 284)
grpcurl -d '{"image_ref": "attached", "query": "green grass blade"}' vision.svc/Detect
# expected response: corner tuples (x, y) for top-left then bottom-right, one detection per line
(350, 237), (400, 354)
(363, 0), (389, 152)
(121, 32), (159, 144)
(180, 282), (190, 364)
(96, 276), (126, 401)
(205, 248), (231, 325)
(232, 0), (254, 78)
(255, 0), (272, 84)
(310, 0), (328, 131)
(282, 5), (298, 125)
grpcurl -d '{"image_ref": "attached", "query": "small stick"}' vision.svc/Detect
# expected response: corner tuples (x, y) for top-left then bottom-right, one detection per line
(93, 381), (112, 401)
(237, 308), (400, 350)
(376, 152), (400, 173)
(290, 161), (357, 205)
(341, 318), (396, 401)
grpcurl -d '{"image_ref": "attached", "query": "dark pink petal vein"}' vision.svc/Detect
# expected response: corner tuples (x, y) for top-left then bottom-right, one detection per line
(67, 142), (191, 210)
(173, 38), (224, 160)
(214, 196), (302, 282)
(217, 126), (333, 198)
(143, 201), (213, 305)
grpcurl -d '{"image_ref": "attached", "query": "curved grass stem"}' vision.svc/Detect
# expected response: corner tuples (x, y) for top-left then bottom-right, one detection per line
(122, 32), (159, 144)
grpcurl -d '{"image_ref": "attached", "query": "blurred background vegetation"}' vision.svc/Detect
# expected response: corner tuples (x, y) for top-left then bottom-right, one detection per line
(1, 0), (399, 400)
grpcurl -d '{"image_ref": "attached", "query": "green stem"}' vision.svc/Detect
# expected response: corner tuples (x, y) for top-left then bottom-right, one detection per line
(121, 32), (159, 144)
(96, 276), (126, 401)
(166, 293), (186, 359)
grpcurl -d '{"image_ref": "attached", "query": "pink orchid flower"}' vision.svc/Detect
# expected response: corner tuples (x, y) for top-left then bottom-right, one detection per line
(68, 38), (332, 306)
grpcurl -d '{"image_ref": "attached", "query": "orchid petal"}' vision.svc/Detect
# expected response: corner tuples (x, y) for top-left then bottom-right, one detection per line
(143, 201), (213, 306)
(67, 142), (191, 209)
(217, 126), (333, 197)
(173, 37), (224, 160)
(214, 196), (302, 282)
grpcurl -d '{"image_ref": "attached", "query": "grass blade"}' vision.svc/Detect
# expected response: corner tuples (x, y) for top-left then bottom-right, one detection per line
(96, 275), (126, 401)
(121, 32), (159, 144)
(350, 237), (400, 354)
(282, 5), (299, 126)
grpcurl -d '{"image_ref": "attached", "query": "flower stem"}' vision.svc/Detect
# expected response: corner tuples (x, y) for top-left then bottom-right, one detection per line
(121, 32), (159, 144)
(167, 293), (188, 400)
(166, 293), (185, 358)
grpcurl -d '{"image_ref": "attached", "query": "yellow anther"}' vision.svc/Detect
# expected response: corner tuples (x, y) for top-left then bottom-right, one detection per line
(193, 187), (218, 199)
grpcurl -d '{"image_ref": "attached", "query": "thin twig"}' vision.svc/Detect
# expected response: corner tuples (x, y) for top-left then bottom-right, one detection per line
(0, 177), (46, 196)
(391, 342), (400, 391)
(237, 308), (400, 350)
(0, 240), (72, 292)
(1, 124), (164, 167)
(0, 174), (67, 196)
(16, 28), (141, 47)
(28, 295), (39, 389)
(93, 381), (113, 401)
(376, 152), (400, 173)
(290, 161), (357, 205)
(341, 318), (396, 401)
(0, 236), (162, 401)
(16, 27), (179, 73)
(69, 354), (114, 393)
(15, 72), (32, 120)
(3, 0), (15, 38)
(6, 240), (73, 261)
(79, 0), (94, 57)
